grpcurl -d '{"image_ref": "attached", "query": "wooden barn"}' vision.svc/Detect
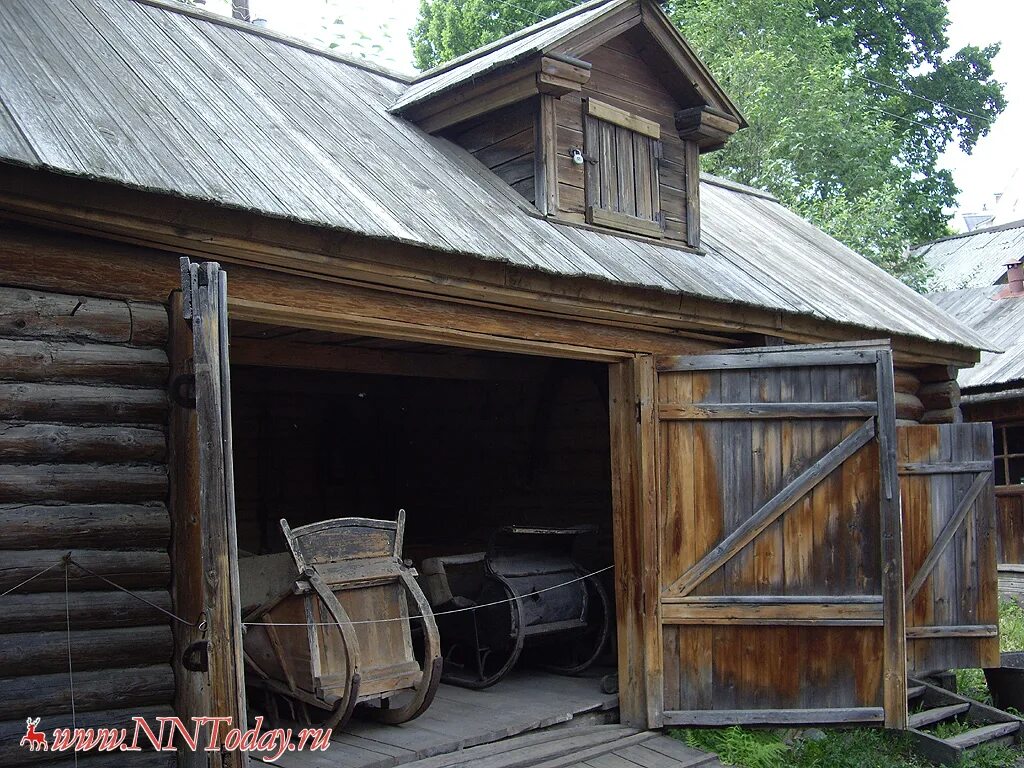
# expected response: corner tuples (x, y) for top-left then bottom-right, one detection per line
(922, 223), (1024, 598)
(0, 0), (1016, 765)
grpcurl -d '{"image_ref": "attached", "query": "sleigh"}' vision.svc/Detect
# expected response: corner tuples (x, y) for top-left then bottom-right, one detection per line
(418, 525), (611, 689)
(240, 511), (441, 729)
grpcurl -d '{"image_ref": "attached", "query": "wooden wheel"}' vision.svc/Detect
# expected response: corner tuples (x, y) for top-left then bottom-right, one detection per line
(365, 571), (442, 724)
(534, 573), (611, 675)
(438, 572), (525, 689)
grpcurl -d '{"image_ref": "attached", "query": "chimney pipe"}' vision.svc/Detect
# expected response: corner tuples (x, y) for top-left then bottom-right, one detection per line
(1002, 260), (1024, 297)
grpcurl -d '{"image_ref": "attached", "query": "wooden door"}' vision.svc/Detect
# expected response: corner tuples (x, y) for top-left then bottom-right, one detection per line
(176, 258), (249, 767)
(899, 423), (1000, 673)
(656, 344), (907, 728)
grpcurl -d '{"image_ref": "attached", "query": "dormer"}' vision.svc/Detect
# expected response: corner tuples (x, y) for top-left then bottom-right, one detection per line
(391, 0), (745, 249)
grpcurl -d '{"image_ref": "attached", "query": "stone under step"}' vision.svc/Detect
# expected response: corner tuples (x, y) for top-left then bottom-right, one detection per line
(908, 703), (970, 729)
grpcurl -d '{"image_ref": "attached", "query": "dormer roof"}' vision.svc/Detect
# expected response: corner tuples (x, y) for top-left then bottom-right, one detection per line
(391, 0), (745, 131)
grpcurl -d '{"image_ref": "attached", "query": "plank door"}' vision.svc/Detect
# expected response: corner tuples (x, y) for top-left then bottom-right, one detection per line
(899, 423), (1000, 673)
(177, 258), (249, 767)
(656, 344), (907, 728)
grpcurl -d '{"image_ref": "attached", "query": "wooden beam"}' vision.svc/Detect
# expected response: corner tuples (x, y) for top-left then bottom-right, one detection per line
(876, 349), (907, 730)
(663, 708), (884, 726)
(657, 402), (877, 420)
(229, 337), (551, 381)
(905, 625), (998, 639)
(898, 460), (992, 475)
(183, 260), (248, 767)
(0, 170), (983, 367)
(585, 98), (661, 138)
(535, 94), (559, 216)
(904, 470), (993, 607)
(658, 348), (879, 372)
(661, 599), (883, 625)
(585, 206), (664, 238)
(663, 418), (876, 597)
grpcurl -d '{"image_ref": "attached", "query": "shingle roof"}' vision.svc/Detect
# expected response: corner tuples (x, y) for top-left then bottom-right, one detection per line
(913, 219), (1024, 291)
(0, 0), (990, 351)
(928, 287), (1024, 390)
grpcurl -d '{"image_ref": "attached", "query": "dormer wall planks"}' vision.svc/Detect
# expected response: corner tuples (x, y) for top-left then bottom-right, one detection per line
(447, 100), (538, 205)
(555, 33), (702, 246)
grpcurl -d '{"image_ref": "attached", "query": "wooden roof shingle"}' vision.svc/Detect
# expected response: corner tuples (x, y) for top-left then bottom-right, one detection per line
(0, 0), (990, 352)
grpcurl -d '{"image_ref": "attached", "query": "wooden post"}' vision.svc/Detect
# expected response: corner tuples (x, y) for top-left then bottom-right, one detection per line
(182, 260), (248, 766)
(169, 290), (208, 768)
(877, 349), (908, 729)
(609, 355), (662, 728)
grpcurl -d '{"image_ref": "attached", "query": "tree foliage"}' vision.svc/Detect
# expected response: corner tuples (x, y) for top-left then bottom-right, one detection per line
(408, 0), (1006, 289)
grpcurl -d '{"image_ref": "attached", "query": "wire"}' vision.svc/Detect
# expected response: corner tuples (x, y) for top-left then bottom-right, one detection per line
(244, 564), (614, 627)
(854, 74), (993, 124)
(66, 557), (204, 629)
(64, 563), (79, 768)
(866, 106), (936, 131)
(0, 561), (61, 597)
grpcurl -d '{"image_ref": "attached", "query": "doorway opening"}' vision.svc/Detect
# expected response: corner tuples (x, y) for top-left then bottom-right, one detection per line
(227, 320), (620, 760)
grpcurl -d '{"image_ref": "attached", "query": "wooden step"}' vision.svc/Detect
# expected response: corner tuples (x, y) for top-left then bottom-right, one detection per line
(944, 722), (1021, 750)
(402, 727), (640, 768)
(908, 703), (970, 729)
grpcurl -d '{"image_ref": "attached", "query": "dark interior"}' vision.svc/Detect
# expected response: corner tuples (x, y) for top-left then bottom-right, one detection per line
(228, 327), (615, 579)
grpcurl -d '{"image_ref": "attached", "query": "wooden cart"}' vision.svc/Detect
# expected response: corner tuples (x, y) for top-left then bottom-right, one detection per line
(419, 525), (611, 688)
(241, 511), (441, 729)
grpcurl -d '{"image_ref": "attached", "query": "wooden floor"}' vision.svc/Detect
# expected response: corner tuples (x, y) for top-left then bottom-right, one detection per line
(269, 669), (715, 768)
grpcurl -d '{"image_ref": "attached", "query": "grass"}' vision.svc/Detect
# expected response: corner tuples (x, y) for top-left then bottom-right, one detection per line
(956, 598), (1024, 705)
(672, 603), (1024, 767)
(674, 727), (1020, 768)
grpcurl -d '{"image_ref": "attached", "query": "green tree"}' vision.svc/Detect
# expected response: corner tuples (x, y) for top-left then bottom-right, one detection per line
(408, 0), (1006, 289)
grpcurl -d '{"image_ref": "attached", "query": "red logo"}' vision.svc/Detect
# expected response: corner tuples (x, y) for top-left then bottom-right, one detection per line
(20, 718), (49, 752)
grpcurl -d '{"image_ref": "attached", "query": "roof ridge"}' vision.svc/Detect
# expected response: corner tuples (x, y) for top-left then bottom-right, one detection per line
(700, 173), (778, 202)
(912, 217), (1024, 250)
(409, 0), (624, 83)
(127, 0), (414, 83)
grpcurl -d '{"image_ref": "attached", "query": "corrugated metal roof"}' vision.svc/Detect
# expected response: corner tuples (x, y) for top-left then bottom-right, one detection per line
(928, 287), (1024, 390)
(913, 220), (1024, 291)
(393, 0), (628, 113)
(0, 0), (989, 351)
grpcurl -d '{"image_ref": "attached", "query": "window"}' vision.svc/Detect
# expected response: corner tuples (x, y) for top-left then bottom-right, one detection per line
(582, 98), (663, 238)
(994, 422), (1024, 486)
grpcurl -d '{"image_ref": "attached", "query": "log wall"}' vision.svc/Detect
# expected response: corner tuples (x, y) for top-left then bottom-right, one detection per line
(893, 366), (962, 426)
(0, 285), (174, 767)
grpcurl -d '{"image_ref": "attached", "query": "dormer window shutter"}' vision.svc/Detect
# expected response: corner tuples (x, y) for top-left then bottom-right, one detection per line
(582, 98), (664, 239)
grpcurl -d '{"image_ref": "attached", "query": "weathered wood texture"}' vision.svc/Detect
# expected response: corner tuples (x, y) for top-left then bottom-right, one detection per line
(447, 100), (537, 204)
(655, 348), (901, 724)
(184, 260), (248, 768)
(554, 33), (698, 245)
(0, 282), (172, 761)
(899, 423), (1000, 673)
(996, 487), (1024, 565)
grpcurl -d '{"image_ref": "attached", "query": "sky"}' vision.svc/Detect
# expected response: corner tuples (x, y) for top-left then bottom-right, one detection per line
(197, 0), (1021, 230)
(937, 0), (1023, 227)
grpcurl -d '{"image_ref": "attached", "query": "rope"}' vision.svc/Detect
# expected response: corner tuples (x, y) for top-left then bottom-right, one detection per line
(64, 563), (79, 768)
(244, 564), (614, 627)
(0, 561), (61, 597)
(66, 557), (205, 631)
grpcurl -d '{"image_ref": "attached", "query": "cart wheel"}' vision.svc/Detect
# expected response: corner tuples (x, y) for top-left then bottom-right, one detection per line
(536, 574), (611, 675)
(439, 573), (524, 689)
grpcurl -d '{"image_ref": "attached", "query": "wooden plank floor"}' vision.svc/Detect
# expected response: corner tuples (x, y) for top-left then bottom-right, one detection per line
(271, 669), (622, 768)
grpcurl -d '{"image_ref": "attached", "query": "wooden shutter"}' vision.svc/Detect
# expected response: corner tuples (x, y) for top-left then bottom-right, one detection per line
(655, 343), (907, 728)
(583, 99), (663, 238)
(899, 423), (1000, 672)
(177, 258), (249, 767)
